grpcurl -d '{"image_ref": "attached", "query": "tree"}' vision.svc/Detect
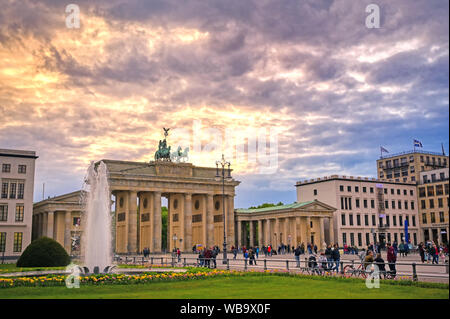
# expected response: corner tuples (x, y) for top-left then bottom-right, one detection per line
(16, 237), (70, 267)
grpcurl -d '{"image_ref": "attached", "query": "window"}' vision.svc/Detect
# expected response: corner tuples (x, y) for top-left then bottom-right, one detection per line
(173, 199), (178, 209)
(412, 215), (416, 227)
(117, 213), (126, 222)
(403, 190), (407, 196)
(385, 201), (389, 209)
(394, 233), (398, 243)
(430, 212), (435, 223)
(370, 187), (374, 193)
(356, 214), (361, 226)
(370, 200), (375, 209)
(141, 213), (150, 222)
(9, 183), (16, 199)
(342, 233), (347, 244)
(411, 201), (415, 210)
(2, 164), (11, 173)
(398, 200), (402, 210)
(349, 214), (354, 226)
(194, 200), (200, 210)
(192, 214), (202, 223)
(439, 212), (444, 223)
(310, 221), (313, 228)
(356, 199), (360, 208)
(313, 189), (317, 196)
(0, 233), (5, 252)
(15, 205), (24, 222)
(429, 199), (434, 209)
(363, 187), (367, 193)
(340, 185), (344, 191)
(393, 215), (397, 226)
(410, 190), (414, 196)
(445, 184), (449, 195)
(13, 232), (23, 252)
(341, 214), (346, 226)
(397, 189), (400, 195)
(0, 205), (7, 221)
(18, 165), (26, 174)
(391, 201), (395, 209)
(172, 214), (179, 222)
(422, 213), (427, 224)
(372, 215), (376, 226)
(17, 183), (24, 199)
(364, 214), (369, 226)
(427, 186), (435, 197)
(340, 197), (344, 210)
(391, 189), (394, 195)
(355, 186), (359, 192)
(386, 215), (390, 226)
(438, 198), (443, 208)
(1, 182), (8, 199)
(436, 185), (443, 196)
(358, 233), (362, 246)
(363, 199), (368, 208)
(214, 215), (223, 223)
(350, 233), (355, 246)
(384, 188), (387, 194)
(404, 201), (408, 210)
(215, 201), (220, 210)
(347, 186), (351, 192)
(73, 217), (81, 226)
(399, 215), (403, 226)
(366, 233), (370, 245)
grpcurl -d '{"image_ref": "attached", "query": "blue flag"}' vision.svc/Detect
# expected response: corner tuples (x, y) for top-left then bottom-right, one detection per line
(404, 219), (409, 243)
(414, 139), (423, 148)
(380, 146), (389, 153)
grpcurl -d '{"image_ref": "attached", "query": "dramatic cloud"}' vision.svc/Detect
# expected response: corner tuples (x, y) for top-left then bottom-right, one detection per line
(0, 0), (448, 208)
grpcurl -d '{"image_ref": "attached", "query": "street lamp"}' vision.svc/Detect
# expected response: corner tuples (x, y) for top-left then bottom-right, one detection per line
(215, 154), (232, 264)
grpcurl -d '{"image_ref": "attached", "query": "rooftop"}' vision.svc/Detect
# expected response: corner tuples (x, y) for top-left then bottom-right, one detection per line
(0, 148), (38, 158)
(235, 201), (315, 213)
(296, 174), (416, 186)
(377, 150), (447, 160)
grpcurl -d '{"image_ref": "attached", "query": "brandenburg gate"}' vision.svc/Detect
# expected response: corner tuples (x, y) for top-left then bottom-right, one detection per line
(103, 129), (240, 253)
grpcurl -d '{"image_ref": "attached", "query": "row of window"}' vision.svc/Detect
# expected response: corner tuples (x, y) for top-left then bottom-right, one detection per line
(0, 204), (24, 222)
(340, 197), (415, 211)
(418, 184), (449, 197)
(342, 231), (417, 247)
(1, 164), (27, 174)
(338, 185), (414, 196)
(1, 181), (25, 199)
(422, 172), (447, 184)
(379, 155), (447, 168)
(420, 197), (449, 209)
(0, 232), (23, 252)
(422, 212), (446, 224)
(341, 213), (416, 227)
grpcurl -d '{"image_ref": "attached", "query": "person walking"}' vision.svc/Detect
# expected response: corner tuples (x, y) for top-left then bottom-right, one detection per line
(249, 249), (257, 266)
(374, 253), (386, 278)
(177, 248), (181, 263)
(431, 244), (439, 264)
(331, 243), (340, 273)
(386, 243), (397, 279)
(294, 245), (301, 268)
(418, 242), (425, 263)
(211, 248), (217, 268)
(255, 246), (259, 259)
(325, 245), (333, 270)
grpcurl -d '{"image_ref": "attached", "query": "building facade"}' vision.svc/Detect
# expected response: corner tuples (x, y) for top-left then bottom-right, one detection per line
(418, 168), (449, 245)
(0, 149), (37, 260)
(377, 150), (448, 183)
(296, 175), (421, 248)
(235, 201), (335, 250)
(32, 191), (83, 254)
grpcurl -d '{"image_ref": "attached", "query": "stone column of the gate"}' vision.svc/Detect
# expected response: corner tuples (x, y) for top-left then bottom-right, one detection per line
(184, 193), (192, 251)
(153, 191), (162, 252)
(127, 191), (138, 254)
(249, 220), (254, 247)
(227, 195), (235, 248)
(257, 219), (263, 247)
(201, 195), (207, 248)
(206, 194), (214, 248)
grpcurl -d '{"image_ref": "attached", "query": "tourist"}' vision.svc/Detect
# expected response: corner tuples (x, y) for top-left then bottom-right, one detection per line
(211, 248), (217, 268)
(374, 253), (386, 278)
(249, 249), (257, 266)
(232, 246), (238, 259)
(393, 241), (398, 256)
(294, 245), (301, 267)
(364, 250), (374, 271)
(325, 245), (333, 270)
(418, 242), (425, 263)
(331, 243), (340, 273)
(386, 243), (397, 279)
(431, 244), (439, 264)
(198, 249), (205, 267)
(399, 242), (404, 257)
(308, 254), (319, 275)
(313, 244), (318, 254)
(255, 246), (259, 259)
(318, 252), (328, 275)
(204, 248), (212, 268)
(268, 245), (272, 256)
(177, 248), (181, 263)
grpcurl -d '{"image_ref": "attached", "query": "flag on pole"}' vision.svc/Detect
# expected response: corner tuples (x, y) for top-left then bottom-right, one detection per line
(413, 139), (423, 148)
(380, 146), (389, 154)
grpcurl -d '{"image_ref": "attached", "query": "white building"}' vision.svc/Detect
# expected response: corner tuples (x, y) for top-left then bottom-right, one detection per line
(296, 175), (421, 248)
(0, 149), (37, 260)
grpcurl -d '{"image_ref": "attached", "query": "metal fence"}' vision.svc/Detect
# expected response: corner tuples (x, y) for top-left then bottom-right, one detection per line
(113, 255), (449, 282)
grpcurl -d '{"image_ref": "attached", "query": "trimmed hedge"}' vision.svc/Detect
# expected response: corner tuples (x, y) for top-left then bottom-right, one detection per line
(16, 237), (70, 267)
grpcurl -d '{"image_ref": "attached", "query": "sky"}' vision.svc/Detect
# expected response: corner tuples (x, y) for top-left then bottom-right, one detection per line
(0, 0), (448, 208)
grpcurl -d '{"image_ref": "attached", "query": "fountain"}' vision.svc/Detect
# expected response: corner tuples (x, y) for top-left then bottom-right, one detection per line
(80, 161), (114, 274)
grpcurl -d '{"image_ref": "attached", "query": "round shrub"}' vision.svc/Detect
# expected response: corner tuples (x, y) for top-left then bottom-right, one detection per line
(16, 237), (70, 267)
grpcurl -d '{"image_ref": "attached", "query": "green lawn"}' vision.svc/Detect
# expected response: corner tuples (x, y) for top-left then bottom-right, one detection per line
(0, 263), (66, 274)
(0, 275), (448, 299)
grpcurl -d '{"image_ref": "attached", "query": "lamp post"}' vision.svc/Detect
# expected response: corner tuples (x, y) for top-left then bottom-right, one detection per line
(215, 154), (232, 264)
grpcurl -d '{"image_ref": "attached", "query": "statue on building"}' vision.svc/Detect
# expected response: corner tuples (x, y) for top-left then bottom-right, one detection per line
(154, 128), (172, 161)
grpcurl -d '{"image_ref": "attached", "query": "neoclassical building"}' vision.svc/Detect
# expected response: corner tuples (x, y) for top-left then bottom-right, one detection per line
(32, 191), (83, 254)
(235, 201), (335, 250)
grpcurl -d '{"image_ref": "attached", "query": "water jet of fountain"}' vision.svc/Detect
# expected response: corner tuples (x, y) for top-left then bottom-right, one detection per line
(81, 161), (112, 273)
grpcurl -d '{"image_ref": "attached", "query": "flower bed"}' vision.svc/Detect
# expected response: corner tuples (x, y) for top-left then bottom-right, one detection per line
(0, 269), (447, 289)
